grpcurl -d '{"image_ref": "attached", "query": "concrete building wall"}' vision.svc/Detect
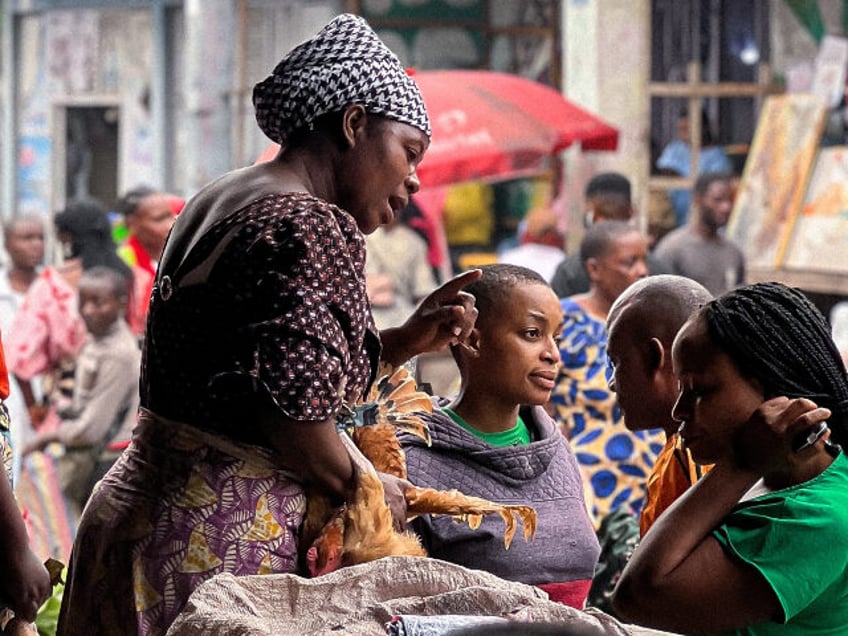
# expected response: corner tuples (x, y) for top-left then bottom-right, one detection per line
(15, 8), (154, 217)
(6, 0), (343, 220)
(562, 0), (651, 248)
(8, 0), (836, 228)
(771, 0), (844, 85)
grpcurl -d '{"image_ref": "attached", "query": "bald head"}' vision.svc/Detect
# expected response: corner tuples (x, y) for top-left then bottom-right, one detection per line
(606, 276), (712, 435)
(4, 214), (45, 272)
(608, 275), (712, 346)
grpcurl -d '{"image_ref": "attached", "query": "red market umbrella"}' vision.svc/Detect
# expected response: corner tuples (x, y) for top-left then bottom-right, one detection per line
(413, 69), (618, 186)
(255, 70), (619, 187)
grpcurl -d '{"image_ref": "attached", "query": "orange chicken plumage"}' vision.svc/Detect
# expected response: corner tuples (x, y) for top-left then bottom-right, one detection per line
(302, 366), (537, 576)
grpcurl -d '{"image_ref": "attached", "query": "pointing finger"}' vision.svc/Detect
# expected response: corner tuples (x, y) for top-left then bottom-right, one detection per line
(430, 269), (482, 302)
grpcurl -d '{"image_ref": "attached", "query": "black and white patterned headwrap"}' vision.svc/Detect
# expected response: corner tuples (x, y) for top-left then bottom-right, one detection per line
(253, 13), (431, 146)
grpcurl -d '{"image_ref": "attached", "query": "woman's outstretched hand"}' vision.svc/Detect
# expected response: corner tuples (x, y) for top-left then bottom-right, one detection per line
(380, 269), (481, 366)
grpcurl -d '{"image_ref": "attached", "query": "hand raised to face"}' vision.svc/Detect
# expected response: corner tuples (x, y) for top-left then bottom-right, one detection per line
(734, 397), (832, 475)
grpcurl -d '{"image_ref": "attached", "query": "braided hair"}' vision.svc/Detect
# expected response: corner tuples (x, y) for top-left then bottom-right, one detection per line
(701, 282), (848, 447)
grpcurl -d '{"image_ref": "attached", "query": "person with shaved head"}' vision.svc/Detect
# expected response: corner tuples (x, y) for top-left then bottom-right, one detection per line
(613, 282), (848, 634)
(606, 275), (713, 535)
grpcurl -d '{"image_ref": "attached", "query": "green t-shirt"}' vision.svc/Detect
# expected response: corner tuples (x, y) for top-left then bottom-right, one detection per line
(442, 407), (530, 447)
(711, 450), (848, 635)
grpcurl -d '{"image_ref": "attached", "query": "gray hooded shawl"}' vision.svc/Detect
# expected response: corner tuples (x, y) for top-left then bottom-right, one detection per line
(401, 402), (600, 587)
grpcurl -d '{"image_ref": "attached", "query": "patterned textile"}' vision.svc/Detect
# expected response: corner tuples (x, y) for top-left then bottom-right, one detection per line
(0, 401), (11, 483)
(550, 298), (664, 523)
(57, 410), (306, 636)
(142, 192), (379, 439)
(253, 13), (430, 145)
(4, 268), (84, 563)
(0, 338), (9, 480)
(15, 452), (76, 562)
(587, 507), (640, 618)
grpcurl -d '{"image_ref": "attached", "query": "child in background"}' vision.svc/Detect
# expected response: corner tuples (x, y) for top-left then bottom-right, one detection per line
(0, 336), (52, 634)
(24, 267), (140, 521)
(401, 264), (600, 609)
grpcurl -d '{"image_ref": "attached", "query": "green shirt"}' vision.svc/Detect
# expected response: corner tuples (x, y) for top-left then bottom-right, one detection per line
(712, 451), (848, 635)
(442, 407), (530, 447)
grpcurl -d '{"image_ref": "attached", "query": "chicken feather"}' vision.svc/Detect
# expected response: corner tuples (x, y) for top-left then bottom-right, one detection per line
(302, 365), (538, 575)
(405, 486), (537, 549)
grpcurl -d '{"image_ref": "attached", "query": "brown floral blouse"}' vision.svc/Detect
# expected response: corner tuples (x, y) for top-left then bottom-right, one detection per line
(141, 192), (380, 443)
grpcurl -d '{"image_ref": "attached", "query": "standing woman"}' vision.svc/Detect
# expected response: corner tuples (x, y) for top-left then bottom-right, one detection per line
(549, 220), (660, 523)
(58, 14), (478, 636)
(613, 282), (848, 634)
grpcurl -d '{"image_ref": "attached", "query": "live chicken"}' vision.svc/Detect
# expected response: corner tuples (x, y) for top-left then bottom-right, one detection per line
(302, 366), (537, 576)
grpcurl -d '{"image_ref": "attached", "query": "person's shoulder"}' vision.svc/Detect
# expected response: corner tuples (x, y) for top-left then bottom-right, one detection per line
(241, 192), (359, 241)
(559, 295), (583, 314)
(646, 251), (674, 275)
(523, 405), (560, 440)
(0, 268), (13, 296)
(24, 267), (72, 300)
(93, 322), (140, 358)
(720, 233), (745, 256)
(700, 145), (732, 172)
(657, 140), (690, 172)
(654, 226), (692, 253)
(245, 191), (336, 216)
(393, 223), (428, 245)
(399, 398), (448, 446)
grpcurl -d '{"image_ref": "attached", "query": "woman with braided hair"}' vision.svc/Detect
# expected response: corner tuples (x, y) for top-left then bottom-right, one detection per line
(613, 282), (848, 635)
(58, 14), (479, 636)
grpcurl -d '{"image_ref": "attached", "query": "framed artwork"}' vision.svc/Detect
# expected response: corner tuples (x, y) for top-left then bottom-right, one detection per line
(726, 94), (828, 269)
(812, 35), (848, 107)
(783, 146), (848, 273)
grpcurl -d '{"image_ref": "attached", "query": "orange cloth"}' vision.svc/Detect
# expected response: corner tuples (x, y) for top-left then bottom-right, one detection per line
(639, 434), (711, 536)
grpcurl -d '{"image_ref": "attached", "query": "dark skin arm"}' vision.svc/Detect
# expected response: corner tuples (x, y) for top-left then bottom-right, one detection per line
(613, 397), (832, 633)
(259, 409), (355, 502)
(0, 471), (51, 623)
(259, 271), (480, 520)
(13, 375), (47, 429)
(259, 409), (408, 523)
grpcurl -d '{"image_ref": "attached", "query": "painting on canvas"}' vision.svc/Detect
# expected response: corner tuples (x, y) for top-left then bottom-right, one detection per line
(783, 146), (848, 273)
(726, 94), (828, 269)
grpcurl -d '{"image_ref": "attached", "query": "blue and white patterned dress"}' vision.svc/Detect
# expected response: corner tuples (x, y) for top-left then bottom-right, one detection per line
(549, 297), (664, 524)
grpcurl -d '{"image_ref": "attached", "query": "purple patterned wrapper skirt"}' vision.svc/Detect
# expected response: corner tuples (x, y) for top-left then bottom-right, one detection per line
(57, 409), (306, 636)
